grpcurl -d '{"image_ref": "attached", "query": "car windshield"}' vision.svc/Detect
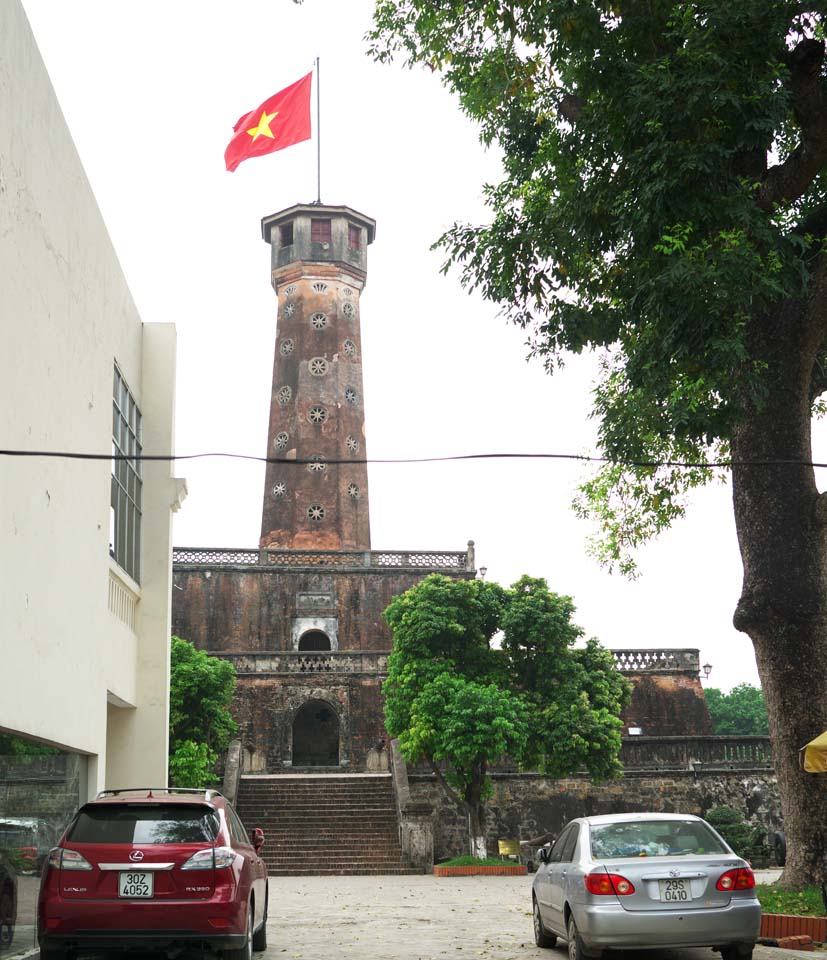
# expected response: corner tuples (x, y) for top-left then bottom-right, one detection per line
(589, 819), (728, 859)
(67, 804), (220, 844)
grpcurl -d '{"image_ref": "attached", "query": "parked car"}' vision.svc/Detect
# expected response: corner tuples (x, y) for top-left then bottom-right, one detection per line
(0, 817), (52, 874)
(0, 850), (17, 949)
(38, 787), (268, 960)
(532, 812), (761, 960)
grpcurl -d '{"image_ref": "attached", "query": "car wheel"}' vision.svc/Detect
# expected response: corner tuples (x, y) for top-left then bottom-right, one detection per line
(720, 945), (754, 960)
(252, 892), (268, 952)
(40, 948), (70, 960)
(224, 902), (253, 960)
(567, 914), (601, 960)
(533, 897), (556, 948)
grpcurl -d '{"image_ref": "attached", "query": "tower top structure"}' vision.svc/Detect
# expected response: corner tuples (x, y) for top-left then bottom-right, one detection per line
(259, 203), (375, 551)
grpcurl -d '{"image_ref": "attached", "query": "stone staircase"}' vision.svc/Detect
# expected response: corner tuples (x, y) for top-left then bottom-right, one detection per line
(235, 773), (423, 875)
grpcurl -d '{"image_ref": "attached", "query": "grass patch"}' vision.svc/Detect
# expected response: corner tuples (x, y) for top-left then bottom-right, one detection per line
(438, 856), (519, 867)
(756, 883), (827, 916)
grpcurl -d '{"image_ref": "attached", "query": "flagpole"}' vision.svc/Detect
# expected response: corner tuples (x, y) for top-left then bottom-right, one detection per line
(315, 56), (321, 204)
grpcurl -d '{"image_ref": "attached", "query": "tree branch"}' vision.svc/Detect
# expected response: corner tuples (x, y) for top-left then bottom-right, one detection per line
(428, 758), (466, 811)
(758, 38), (827, 211)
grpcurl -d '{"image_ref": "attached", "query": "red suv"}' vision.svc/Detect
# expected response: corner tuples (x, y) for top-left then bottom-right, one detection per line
(38, 788), (267, 960)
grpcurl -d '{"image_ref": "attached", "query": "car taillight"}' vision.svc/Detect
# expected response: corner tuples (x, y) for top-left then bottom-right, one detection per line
(181, 847), (237, 870)
(716, 867), (755, 891)
(585, 872), (635, 895)
(47, 848), (92, 871)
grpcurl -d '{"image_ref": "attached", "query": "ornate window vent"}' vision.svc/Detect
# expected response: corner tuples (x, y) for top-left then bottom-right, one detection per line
(282, 302), (296, 319)
(272, 481), (287, 499)
(276, 385), (292, 405)
(346, 435), (359, 454)
(372, 551), (468, 568)
(307, 456), (326, 473)
(343, 340), (356, 357)
(342, 287), (353, 297)
(310, 312), (328, 330)
(296, 654), (333, 673)
(274, 432), (289, 450)
(348, 483), (360, 499)
(311, 281), (328, 293)
(308, 406), (328, 424)
(172, 548), (260, 565)
(280, 338), (294, 356)
(308, 357), (329, 376)
(283, 284), (297, 296)
(307, 504), (326, 521)
(613, 650), (681, 672)
(344, 387), (357, 405)
(342, 301), (355, 319)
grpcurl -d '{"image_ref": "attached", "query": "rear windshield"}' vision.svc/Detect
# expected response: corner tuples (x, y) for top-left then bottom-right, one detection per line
(68, 804), (219, 844)
(0, 824), (35, 845)
(590, 819), (728, 859)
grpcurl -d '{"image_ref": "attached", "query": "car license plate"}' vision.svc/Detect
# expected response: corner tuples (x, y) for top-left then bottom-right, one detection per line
(118, 871), (154, 898)
(659, 878), (691, 902)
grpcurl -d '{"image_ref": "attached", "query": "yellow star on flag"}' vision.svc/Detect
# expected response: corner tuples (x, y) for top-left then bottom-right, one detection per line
(247, 110), (278, 141)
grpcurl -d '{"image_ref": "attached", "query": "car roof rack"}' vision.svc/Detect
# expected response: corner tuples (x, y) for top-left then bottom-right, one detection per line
(95, 787), (224, 801)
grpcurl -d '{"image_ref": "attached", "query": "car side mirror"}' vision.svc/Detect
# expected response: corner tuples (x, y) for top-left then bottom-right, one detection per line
(252, 828), (265, 853)
(537, 847), (550, 865)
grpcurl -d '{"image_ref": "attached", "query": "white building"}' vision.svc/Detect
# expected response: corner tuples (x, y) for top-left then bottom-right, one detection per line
(0, 0), (184, 798)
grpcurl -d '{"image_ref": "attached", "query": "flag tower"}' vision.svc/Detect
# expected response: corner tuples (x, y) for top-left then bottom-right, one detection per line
(259, 204), (375, 551)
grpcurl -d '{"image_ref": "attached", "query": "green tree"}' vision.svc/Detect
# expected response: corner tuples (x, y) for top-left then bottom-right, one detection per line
(383, 574), (630, 857)
(169, 636), (237, 788)
(369, 1), (827, 886)
(705, 684), (770, 737)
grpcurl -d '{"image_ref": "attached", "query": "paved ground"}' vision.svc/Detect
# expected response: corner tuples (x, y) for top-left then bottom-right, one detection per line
(265, 874), (818, 960)
(4, 872), (816, 960)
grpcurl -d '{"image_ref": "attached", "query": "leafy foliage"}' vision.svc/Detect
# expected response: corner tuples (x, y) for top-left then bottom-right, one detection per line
(705, 684), (769, 736)
(0, 734), (59, 756)
(383, 574), (630, 850)
(706, 805), (771, 862)
(368, 0), (827, 573)
(169, 636), (237, 788)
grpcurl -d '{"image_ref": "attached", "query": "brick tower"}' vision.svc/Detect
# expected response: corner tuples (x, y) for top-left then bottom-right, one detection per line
(259, 204), (375, 551)
(171, 203), (475, 777)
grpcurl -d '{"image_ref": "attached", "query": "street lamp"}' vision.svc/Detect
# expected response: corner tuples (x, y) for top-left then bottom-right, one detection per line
(702, 662), (712, 681)
(479, 566), (488, 580)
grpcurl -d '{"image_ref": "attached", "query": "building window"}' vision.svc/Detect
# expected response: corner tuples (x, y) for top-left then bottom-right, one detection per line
(348, 224), (361, 250)
(311, 219), (331, 244)
(110, 365), (142, 583)
(280, 222), (294, 247)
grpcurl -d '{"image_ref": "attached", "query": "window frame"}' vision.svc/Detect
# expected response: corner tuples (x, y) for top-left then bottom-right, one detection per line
(110, 364), (142, 583)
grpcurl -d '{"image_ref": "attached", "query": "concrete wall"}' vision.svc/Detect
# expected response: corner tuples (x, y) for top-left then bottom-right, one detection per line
(0, 0), (182, 797)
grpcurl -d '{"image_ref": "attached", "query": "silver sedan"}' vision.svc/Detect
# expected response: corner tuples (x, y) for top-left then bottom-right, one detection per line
(532, 812), (761, 960)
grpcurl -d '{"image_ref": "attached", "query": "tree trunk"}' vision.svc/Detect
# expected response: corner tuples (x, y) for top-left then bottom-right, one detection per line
(465, 759), (488, 859)
(731, 285), (827, 886)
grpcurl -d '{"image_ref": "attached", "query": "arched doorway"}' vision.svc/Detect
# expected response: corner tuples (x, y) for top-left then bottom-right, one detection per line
(298, 630), (331, 651)
(292, 699), (340, 766)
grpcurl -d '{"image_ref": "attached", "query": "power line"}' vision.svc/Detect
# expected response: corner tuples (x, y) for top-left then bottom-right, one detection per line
(1, 448), (827, 469)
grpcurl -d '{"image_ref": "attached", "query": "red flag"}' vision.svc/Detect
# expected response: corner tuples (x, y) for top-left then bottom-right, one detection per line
(224, 73), (312, 172)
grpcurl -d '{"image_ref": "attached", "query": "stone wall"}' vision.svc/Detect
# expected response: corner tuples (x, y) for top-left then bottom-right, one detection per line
(172, 566), (464, 653)
(232, 673), (387, 772)
(409, 769), (781, 861)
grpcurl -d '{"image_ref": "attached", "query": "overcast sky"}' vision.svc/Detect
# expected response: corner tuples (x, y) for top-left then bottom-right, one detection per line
(23, 0), (824, 694)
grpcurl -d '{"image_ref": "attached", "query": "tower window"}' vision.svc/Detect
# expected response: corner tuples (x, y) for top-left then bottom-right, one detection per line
(307, 504), (326, 521)
(111, 365), (142, 583)
(280, 223), (294, 247)
(311, 219), (331, 244)
(348, 224), (361, 250)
